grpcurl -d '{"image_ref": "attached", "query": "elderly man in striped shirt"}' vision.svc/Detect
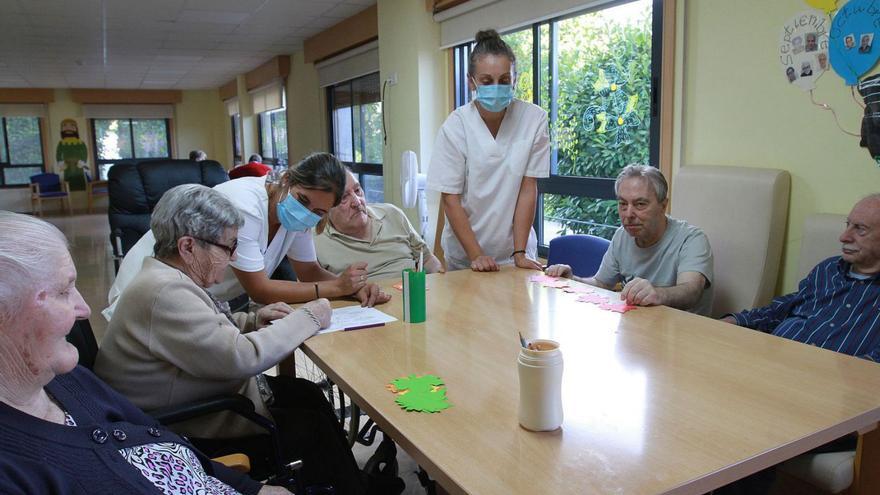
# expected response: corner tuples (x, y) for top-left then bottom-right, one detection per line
(723, 194), (880, 361)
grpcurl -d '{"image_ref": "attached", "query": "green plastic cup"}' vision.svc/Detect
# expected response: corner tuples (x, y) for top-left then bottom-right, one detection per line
(402, 269), (426, 323)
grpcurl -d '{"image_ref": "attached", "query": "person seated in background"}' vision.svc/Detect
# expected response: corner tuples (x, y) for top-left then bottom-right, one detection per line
(189, 149), (207, 161)
(230, 153), (273, 180)
(93, 184), (372, 494)
(314, 169), (443, 280)
(546, 164), (714, 315)
(723, 194), (880, 359)
(0, 211), (287, 495)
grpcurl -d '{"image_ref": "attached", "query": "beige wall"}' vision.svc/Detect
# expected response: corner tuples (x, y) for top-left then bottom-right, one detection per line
(678, 0), (879, 293)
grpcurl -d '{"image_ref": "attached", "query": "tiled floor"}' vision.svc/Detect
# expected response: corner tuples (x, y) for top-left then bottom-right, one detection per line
(44, 210), (429, 495)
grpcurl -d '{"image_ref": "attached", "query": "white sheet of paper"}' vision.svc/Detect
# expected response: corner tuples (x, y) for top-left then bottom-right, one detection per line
(317, 305), (398, 334)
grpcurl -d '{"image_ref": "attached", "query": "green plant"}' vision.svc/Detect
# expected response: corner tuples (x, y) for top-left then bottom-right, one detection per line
(539, 7), (654, 238)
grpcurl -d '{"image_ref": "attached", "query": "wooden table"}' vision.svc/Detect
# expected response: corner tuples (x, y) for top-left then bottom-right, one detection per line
(302, 266), (880, 495)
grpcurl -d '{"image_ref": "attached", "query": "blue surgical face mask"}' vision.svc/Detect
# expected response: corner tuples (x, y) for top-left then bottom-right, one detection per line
(276, 192), (321, 232)
(473, 83), (514, 113)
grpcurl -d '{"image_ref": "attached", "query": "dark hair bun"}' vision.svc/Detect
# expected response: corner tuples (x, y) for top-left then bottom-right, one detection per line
(475, 29), (501, 44)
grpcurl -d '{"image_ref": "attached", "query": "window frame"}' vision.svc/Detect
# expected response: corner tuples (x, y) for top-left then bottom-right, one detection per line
(231, 114), (242, 165)
(450, 0), (665, 255)
(90, 118), (172, 179)
(257, 108), (288, 166)
(0, 116), (46, 189)
(325, 72), (384, 188)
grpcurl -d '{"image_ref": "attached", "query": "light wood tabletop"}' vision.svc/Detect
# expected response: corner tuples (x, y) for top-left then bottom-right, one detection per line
(302, 266), (880, 495)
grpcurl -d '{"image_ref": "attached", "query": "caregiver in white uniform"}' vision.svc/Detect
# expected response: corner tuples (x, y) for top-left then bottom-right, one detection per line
(427, 29), (550, 272)
(104, 153), (388, 320)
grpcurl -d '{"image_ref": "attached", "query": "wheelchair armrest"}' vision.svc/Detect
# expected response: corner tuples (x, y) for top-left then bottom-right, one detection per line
(149, 394), (256, 425)
(149, 393), (286, 478)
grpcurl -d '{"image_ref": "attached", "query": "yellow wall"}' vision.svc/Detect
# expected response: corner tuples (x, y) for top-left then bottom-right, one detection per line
(287, 50), (327, 161)
(378, 0), (448, 237)
(174, 89), (226, 166)
(679, 0), (879, 292)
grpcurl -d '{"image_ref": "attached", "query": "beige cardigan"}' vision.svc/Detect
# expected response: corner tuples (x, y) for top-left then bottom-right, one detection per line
(94, 257), (318, 438)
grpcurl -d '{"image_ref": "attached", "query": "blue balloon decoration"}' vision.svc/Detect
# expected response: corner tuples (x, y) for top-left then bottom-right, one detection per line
(829, 0), (880, 85)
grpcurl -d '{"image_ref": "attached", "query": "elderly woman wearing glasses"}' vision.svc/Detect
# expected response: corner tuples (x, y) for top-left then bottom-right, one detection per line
(0, 211), (291, 494)
(94, 184), (367, 494)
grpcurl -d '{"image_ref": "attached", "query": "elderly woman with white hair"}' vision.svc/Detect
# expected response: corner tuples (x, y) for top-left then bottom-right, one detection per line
(0, 211), (289, 494)
(94, 184), (371, 494)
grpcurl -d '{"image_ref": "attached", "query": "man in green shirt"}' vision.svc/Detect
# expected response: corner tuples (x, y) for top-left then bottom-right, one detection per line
(314, 170), (442, 281)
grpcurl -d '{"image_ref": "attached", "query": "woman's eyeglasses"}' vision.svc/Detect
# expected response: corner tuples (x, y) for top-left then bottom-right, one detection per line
(193, 237), (238, 257)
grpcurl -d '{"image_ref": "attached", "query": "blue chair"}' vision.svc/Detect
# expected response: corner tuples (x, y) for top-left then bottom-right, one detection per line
(30, 173), (71, 216)
(546, 234), (611, 278)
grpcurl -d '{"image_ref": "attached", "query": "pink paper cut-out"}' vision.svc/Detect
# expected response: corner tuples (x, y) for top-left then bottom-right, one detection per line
(599, 302), (637, 313)
(576, 294), (609, 304)
(529, 275), (559, 284)
(562, 286), (594, 294)
(541, 280), (570, 289)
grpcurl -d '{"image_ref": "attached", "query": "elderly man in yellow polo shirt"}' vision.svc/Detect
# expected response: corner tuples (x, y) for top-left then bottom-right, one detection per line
(315, 170), (443, 280)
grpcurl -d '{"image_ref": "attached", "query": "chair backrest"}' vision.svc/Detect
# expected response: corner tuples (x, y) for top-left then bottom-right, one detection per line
(670, 166), (790, 317)
(546, 234), (611, 277)
(798, 213), (845, 280)
(30, 173), (62, 193)
(66, 319), (98, 370)
(108, 159), (228, 254)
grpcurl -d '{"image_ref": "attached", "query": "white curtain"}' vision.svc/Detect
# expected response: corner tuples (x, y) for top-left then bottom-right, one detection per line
(82, 104), (173, 119)
(0, 103), (47, 118)
(436, 0), (616, 48)
(316, 40), (380, 88)
(225, 97), (240, 116)
(250, 82), (284, 114)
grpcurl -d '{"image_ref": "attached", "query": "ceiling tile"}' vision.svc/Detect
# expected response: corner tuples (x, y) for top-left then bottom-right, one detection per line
(0, 0), (376, 89)
(322, 3), (367, 19)
(176, 9), (250, 24)
(105, 0), (185, 21)
(0, 0), (25, 13)
(246, 0), (331, 26)
(184, 0), (267, 13)
(20, 0), (101, 15)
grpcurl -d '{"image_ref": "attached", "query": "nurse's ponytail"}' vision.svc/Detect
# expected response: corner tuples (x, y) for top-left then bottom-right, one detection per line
(469, 29), (516, 76)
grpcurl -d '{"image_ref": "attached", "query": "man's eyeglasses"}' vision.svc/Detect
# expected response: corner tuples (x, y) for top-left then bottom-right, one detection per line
(193, 237), (237, 257)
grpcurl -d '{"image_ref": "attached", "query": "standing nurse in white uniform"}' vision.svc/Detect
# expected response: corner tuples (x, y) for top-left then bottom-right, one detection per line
(428, 29), (550, 272)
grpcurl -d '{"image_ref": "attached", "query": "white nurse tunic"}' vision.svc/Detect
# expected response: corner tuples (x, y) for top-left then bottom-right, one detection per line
(427, 99), (550, 270)
(102, 176), (316, 320)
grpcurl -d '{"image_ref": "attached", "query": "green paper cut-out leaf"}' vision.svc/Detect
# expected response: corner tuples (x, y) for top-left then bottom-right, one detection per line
(389, 374), (451, 413)
(395, 388), (451, 413)
(392, 374), (443, 391)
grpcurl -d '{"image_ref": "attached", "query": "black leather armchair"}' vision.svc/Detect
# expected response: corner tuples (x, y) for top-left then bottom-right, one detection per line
(108, 159), (228, 269)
